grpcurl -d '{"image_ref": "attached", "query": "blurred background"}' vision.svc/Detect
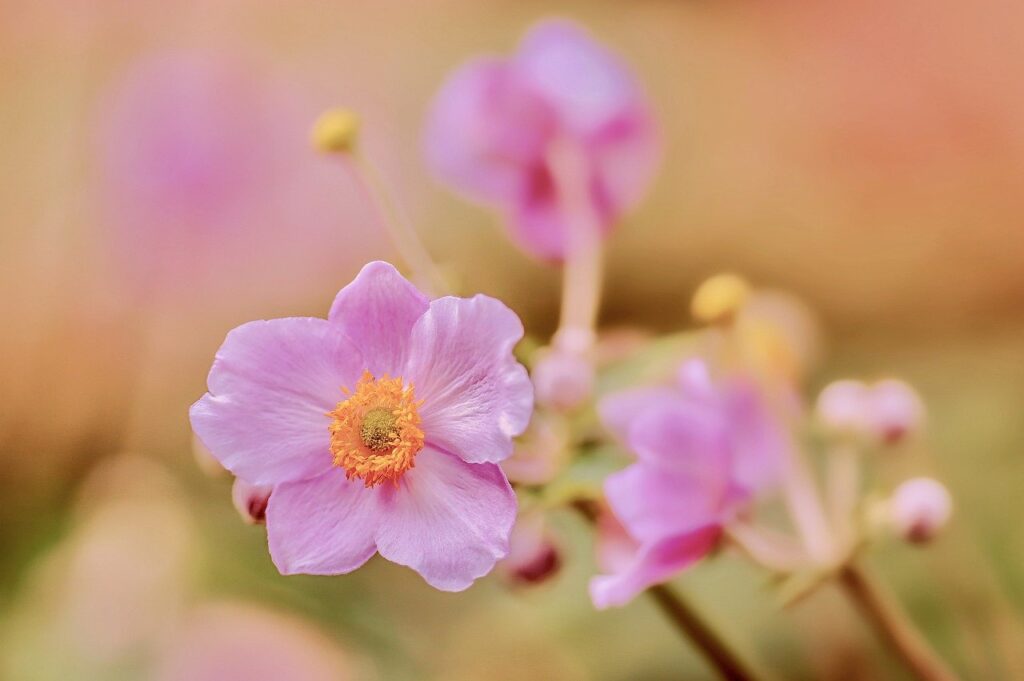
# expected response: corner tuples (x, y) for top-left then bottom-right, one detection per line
(2, 1), (1023, 679)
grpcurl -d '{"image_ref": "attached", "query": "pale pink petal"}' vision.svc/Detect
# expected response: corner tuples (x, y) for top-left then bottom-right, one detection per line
(589, 526), (721, 609)
(424, 58), (556, 206)
(266, 469), (379, 575)
(327, 261), (429, 377)
(724, 381), (787, 493)
(406, 295), (533, 464)
(598, 386), (678, 443)
(605, 464), (724, 543)
(516, 20), (643, 137)
(374, 447), (516, 591)
(190, 318), (362, 486)
(627, 403), (731, 483)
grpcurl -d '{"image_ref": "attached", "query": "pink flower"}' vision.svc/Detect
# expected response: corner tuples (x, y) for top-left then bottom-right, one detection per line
(190, 262), (533, 591)
(590, 360), (784, 608)
(95, 50), (380, 303)
(424, 19), (658, 261)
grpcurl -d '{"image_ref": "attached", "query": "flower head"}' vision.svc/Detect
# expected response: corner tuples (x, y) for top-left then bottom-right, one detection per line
(190, 262), (533, 590)
(424, 19), (658, 261)
(887, 477), (952, 544)
(590, 359), (785, 608)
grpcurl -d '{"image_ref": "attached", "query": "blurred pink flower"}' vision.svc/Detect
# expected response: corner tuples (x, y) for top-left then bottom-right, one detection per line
(424, 19), (658, 261)
(815, 378), (924, 444)
(590, 360), (785, 608)
(190, 262), (533, 590)
(154, 602), (353, 681)
(94, 50), (379, 303)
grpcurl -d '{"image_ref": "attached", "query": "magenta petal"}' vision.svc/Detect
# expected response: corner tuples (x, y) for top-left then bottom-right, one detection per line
(406, 295), (533, 464)
(374, 448), (516, 591)
(190, 318), (362, 486)
(328, 261), (429, 377)
(627, 403), (731, 481)
(605, 464), (723, 543)
(589, 526), (721, 609)
(266, 469), (379, 575)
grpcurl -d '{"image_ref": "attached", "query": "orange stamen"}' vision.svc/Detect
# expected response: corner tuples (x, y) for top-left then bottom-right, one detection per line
(328, 370), (425, 487)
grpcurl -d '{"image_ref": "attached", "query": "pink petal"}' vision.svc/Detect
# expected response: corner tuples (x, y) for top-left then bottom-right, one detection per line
(605, 464), (724, 544)
(589, 526), (721, 609)
(598, 386), (678, 443)
(424, 58), (556, 207)
(266, 469), (379, 575)
(374, 447), (516, 591)
(516, 20), (643, 137)
(190, 318), (362, 486)
(328, 261), (429, 377)
(627, 403), (731, 484)
(406, 295), (533, 465)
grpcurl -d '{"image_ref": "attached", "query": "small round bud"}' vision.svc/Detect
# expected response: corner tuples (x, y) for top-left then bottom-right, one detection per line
(497, 513), (562, 587)
(311, 109), (359, 153)
(869, 379), (924, 444)
(816, 379), (871, 435)
(888, 477), (952, 544)
(231, 478), (273, 525)
(532, 349), (594, 412)
(691, 273), (751, 324)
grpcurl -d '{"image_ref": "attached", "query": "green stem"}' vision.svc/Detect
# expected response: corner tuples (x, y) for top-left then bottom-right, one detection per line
(647, 584), (767, 681)
(838, 563), (962, 681)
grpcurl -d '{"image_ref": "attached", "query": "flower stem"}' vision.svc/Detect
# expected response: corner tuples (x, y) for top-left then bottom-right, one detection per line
(647, 584), (767, 681)
(838, 563), (961, 681)
(548, 139), (603, 354)
(571, 500), (766, 681)
(348, 152), (449, 296)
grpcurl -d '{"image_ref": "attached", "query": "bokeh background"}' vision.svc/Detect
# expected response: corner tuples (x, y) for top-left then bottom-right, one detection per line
(2, 1), (1023, 679)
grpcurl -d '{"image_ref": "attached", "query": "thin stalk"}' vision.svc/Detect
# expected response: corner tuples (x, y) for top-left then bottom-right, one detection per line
(348, 153), (448, 296)
(825, 442), (860, 550)
(648, 584), (767, 681)
(548, 139), (603, 354)
(838, 563), (962, 681)
(781, 444), (836, 565)
(572, 501), (766, 681)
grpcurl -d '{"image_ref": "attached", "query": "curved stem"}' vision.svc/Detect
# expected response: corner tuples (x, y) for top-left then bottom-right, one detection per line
(839, 563), (962, 681)
(347, 153), (449, 296)
(648, 584), (767, 681)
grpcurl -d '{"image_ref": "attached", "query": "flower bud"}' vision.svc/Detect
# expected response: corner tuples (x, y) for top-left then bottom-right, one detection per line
(311, 109), (359, 153)
(532, 349), (594, 412)
(497, 513), (561, 586)
(231, 478), (273, 525)
(816, 379), (872, 435)
(888, 477), (952, 544)
(691, 273), (751, 325)
(869, 379), (924, 444)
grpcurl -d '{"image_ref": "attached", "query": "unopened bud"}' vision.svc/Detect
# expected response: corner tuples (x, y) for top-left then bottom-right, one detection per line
(497, 513), (561, 586)
(532, 349), (594, 412)
(691, 273), (751, 325)
(816, 380), (872, 435)
(311, 109), (359, 153)
(869, 379), (924, 444)
(231, 478), (272, 525)
(888, 477), (951, 544)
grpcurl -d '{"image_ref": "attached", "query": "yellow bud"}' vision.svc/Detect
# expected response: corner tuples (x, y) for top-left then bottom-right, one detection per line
(311, 109), (359, 153)
(691, 273), (751, 324)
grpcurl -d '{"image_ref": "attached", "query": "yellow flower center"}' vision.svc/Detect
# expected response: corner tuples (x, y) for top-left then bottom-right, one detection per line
(328, 370), (425, 487)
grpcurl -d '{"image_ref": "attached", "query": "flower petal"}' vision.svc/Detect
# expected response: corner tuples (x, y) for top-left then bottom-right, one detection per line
(424, 58), (556, 207)
(266, 469), (379, 575)
(374, 447), (516, 591)
(589, 526), (721, 609)
(327, 261), (429, 377)
(598, 386), (679, 443)
(406, 295), (533, 464)
(605, 463), (723, 543)
(190, 318), (362, 486)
